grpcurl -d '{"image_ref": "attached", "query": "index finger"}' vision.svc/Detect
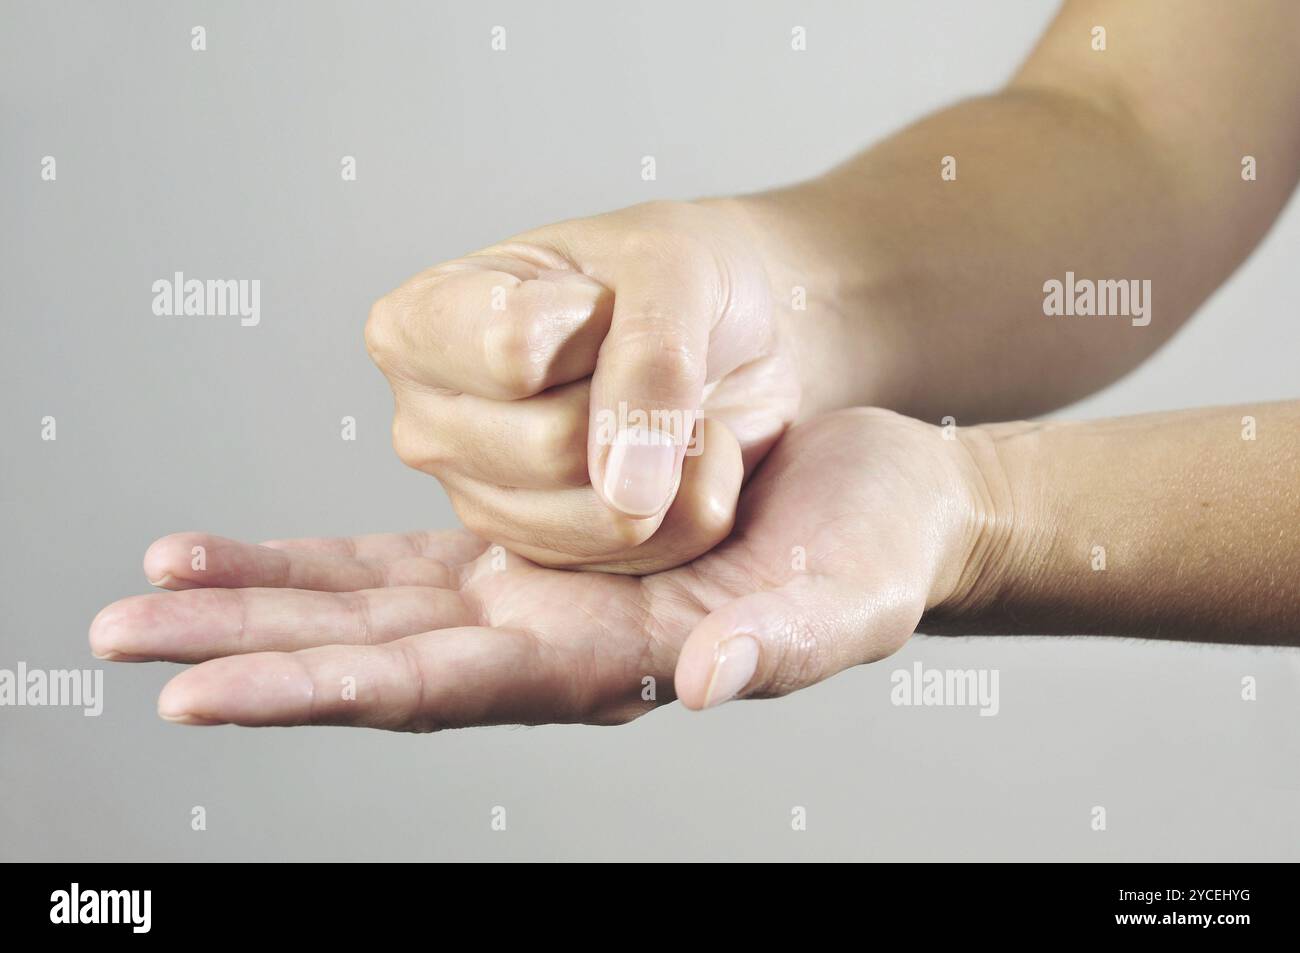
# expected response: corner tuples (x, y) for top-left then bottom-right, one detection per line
(365, 252), (613, 400)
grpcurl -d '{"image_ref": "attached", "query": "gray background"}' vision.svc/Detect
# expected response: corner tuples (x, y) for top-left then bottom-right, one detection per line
(3, 0), (1297, 861)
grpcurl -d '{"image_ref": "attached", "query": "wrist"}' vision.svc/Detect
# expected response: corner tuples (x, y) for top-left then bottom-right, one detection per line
(699, 190), (918, 420)
(923, 418), (1050, 631)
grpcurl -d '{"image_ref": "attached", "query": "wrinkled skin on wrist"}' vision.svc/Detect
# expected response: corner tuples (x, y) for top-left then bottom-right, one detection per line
(364, 200), (802, 574)
(90, 408), (1009, 730)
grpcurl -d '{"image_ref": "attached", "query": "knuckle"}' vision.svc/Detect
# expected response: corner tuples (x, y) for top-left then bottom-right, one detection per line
(534, 412), (589, 487)
(391, 413), (442, 471)
(452, 501), (496, 544)
(482, 315), (547, 399)
(392, 639), (433, 731)
(609, 327), (704, 394)
(547, 453), (591, 489)
(615, 226), (666, 261)
(689, 492), (735, 546)
(630, 199), (702, 232)
(364, 294), (400, 366)
(617, 226), (710, 270)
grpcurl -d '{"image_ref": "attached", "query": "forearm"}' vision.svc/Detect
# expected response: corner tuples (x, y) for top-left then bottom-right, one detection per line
(720, 89), (1189, 422)
(935, 401), (1300, 643)
(715, 0), (1300, 424)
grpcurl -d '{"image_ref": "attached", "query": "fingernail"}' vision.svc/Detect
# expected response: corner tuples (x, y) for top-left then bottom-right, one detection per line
(158, 711), (223, 726)
(147, 573), (175, 588)
(601, 426), (677, 518)
(157, 696), (223, 726)
(702, 634), (760, 709)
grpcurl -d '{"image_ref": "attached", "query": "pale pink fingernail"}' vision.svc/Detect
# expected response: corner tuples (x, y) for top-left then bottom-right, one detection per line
(601, 426), (676, 518)
(157, 678), (216, 725)
(157, 710), (223, 726)
(702, 634), (760, 709)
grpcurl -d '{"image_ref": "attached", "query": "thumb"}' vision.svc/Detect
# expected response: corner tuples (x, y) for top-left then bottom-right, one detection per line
(673, 576), (921, 710)
(588, 268), (712, 519)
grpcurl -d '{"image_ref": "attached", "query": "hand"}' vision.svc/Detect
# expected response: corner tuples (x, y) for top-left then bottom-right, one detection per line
(89, 409), (1002, 728)
(364, 199), (801, 573)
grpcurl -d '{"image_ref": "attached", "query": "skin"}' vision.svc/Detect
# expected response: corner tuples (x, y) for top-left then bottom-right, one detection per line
(90, 401), (1300, 729)
(91, 1), (1300, 727)
(931, 402), (1300, 642)
(91, 409), (987, 726)
(737, 0), (1300, 423)
(366, 0), (1300, 573)
(365, 202), (791, 573)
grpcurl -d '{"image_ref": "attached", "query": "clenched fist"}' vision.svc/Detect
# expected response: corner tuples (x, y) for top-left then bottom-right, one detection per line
(364, 200), (801, 573)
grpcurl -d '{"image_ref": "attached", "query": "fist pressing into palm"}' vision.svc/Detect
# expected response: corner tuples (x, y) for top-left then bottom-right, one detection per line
(363, 199), (801, 573)
(89, 410), (1003, 728)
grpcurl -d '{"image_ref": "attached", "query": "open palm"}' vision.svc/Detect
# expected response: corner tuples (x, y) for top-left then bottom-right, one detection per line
(90, 409), (984, 728)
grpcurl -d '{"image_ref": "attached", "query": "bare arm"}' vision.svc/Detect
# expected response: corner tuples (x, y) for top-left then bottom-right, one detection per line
(722, 0), (1300, 423)
(360, 0), (1299, 576)
(90, 400), (1300, 730)
(934, 400), (1300, 643)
